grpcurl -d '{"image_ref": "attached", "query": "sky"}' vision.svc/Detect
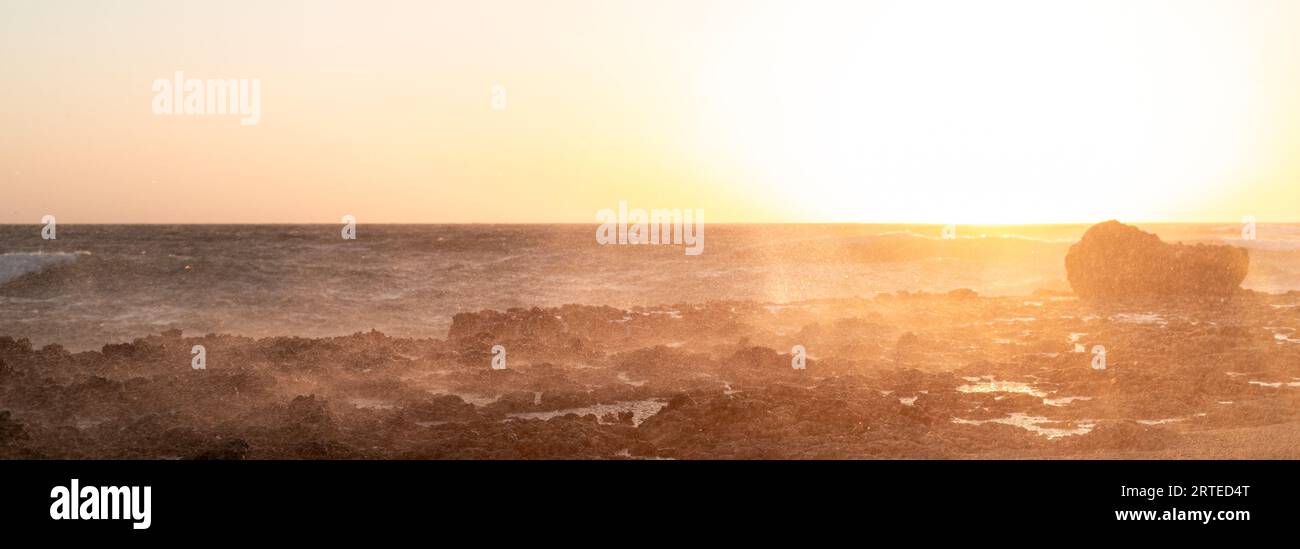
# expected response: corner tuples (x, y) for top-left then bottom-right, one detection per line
(1, 0), (1298, 224)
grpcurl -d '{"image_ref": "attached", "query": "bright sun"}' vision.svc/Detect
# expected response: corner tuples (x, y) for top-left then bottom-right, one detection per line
(694, 1), (1257, 224)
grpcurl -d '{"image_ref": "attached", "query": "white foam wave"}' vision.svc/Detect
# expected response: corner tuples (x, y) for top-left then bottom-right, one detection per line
(0, 251), (89, 284)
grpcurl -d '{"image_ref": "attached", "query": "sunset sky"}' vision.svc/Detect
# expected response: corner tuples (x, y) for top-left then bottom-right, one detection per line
(2, 0), (1298, 224)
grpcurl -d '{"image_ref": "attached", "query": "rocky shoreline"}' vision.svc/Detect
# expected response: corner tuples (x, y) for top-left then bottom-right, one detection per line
(3, 289), (1298, 459)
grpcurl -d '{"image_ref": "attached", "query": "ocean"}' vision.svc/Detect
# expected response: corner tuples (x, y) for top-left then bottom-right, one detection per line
(2, 223), (1298, 350)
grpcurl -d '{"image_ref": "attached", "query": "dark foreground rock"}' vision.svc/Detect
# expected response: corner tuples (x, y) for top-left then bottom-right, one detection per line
(2, 292), (1298, 459)
(1065, 221), (1248, 299)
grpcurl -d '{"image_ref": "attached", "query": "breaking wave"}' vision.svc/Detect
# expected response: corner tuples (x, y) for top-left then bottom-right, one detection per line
(0, 251), (90, 285)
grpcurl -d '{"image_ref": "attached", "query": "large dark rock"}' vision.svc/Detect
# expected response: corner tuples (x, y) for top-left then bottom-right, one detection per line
(0, 411), (27, 446)
(1065, 221), (1248, 299)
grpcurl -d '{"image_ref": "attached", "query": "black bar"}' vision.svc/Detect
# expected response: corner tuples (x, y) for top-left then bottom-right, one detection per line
(2, 460), (1284, 540)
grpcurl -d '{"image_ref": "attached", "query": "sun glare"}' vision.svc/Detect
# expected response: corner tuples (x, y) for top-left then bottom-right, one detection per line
(695, 1), (1258, 223)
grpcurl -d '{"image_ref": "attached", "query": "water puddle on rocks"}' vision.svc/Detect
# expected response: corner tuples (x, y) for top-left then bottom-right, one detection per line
(952, 413), (1095, 439)
(508, 399), (668, 426)
(1113, 312), (1166, 325)
(1136, 413), (1206, 426)
(1265, 327), (1300, 344)
(453, 393), (501, 407)
(957, 377), (1047, 398)
(614, 449), (675, 460)
(75, 418), (107, 430)
(1248, 379), (1300, 388)
(990, 317), (1038, 324)
(960, 377), (1094, 408)
(1043, 396), (1092, 407)
(617, 372), (647, 387)
(1068, 332), (1089, 352)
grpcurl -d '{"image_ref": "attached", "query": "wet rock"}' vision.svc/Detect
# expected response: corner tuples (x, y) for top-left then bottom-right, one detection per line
(598, 411), (635, 425)
(0, 411), (27, 446)
(1065, 421), (1179, 452)
(285, 395), (336, 435)
(664, 393), (696, 412)
(405, 395), (477, 421)
(1065, 221), (1248, 299)
(947, 288), (979, 299)
(893, 332), (921, 365)
(193, 438), (250, 460)
(3, 292), (1297, 459)
(448, 308), (567, 344)
(727, 346), (784, 371)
